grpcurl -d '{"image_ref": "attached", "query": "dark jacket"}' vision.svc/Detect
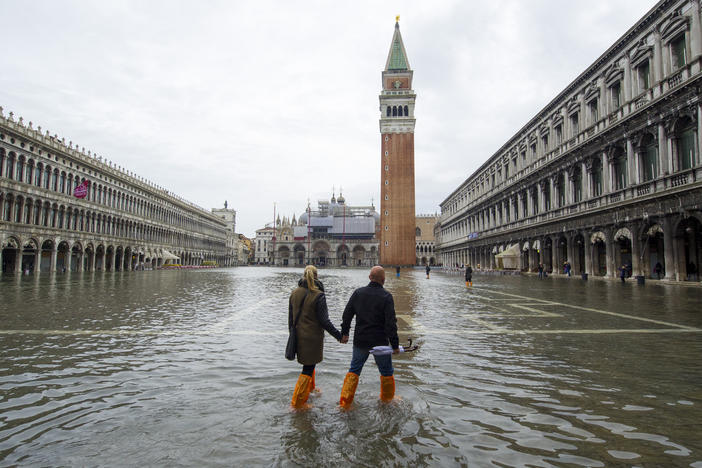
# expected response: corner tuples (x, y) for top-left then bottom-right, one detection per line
(341, 281), (399, 350)
(289, 279), (342, 365)
(465, 266), (472, 280)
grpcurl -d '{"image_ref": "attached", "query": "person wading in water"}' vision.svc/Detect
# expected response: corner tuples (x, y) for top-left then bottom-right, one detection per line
(338, 266), (399, 409)
(289, 265), (346, 409)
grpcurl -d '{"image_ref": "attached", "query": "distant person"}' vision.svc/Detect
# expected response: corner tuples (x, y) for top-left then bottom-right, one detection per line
(619, 265), (627, 283)
(538, 263), (544, 279)
(338, 266), (399, 409)
(654, 262), (663, 280)
(425, 264), (431, 279)
(396, 266), (400, 278)
(465, 264), (473, 287)
(289, 265), (345, 409)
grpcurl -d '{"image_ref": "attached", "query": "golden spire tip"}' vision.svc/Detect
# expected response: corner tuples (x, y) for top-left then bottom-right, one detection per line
(396, 15), (400, 22)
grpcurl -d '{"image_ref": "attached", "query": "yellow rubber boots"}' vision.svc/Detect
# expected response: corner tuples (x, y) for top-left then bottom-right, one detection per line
(339, 372), (359, 409)
(380, 375), (395, 402)
(291, 374), (312, 409)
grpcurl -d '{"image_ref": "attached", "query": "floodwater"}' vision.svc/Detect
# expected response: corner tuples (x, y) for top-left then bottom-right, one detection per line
(1, 267), (701, 467)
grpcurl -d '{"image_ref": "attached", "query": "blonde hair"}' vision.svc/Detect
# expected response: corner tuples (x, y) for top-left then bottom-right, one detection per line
(303, 265), (319, 292)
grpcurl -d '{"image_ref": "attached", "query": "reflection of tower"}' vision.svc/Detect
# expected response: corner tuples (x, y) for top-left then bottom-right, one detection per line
(379, 19), (416, 266)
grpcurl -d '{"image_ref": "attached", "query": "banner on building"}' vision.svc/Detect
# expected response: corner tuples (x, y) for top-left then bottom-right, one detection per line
(73, 180), (89, 199)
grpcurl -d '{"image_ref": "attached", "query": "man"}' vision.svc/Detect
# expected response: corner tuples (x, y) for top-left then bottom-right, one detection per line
(338, 266), (399, 409)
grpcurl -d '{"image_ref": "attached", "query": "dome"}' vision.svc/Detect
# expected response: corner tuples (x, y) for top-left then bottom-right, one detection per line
(299, 212), (308, 224)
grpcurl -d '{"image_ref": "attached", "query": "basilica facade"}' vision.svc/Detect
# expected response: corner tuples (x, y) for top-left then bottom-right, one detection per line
(0, 109), (231, 273)
(437, 0), (702, 282)
(255, 194), (380, 267)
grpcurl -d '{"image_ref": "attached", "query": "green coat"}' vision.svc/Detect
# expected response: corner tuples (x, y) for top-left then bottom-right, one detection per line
(289, 281), (341, 365)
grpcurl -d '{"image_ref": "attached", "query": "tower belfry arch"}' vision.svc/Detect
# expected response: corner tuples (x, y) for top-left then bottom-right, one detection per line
(379, 18), (416, 266)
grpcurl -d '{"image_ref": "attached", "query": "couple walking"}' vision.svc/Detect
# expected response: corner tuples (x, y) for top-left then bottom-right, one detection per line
(288, 265), (399, 410)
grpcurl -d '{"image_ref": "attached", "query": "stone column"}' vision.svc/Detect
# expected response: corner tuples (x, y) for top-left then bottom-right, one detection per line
(602, 152), (611, 194)
(65, 247), (72, 272)
(653, 31), (663, 85)
(658, 123), (669, 176)
(605, 234), (614, 278)
(50, 246), (57, 273)
(623, 57), (632, 103)
(89, 251), (95, 272)
(690, 1), (702, 60)
(630, 226), (641, 277)
(551, 236), (559, 273)
(584, 232), (593, 275)
(626, 138), (636, 189)
(582, 160), (590, 199)
(77, 251), (84, 272)
(0, 249), (3, 274)
(34, 250), (41, 273)
(663, 218), (676, 280)
(14, 249), (22, 273)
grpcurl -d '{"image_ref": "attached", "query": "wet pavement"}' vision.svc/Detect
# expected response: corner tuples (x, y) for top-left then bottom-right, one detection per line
(1, 267), (701, 467)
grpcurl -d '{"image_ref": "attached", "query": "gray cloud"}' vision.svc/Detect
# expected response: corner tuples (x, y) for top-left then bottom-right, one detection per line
(0, 0), (652, 236)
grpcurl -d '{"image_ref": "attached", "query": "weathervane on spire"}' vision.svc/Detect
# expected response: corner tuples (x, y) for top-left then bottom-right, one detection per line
(396, 15), (400, 22)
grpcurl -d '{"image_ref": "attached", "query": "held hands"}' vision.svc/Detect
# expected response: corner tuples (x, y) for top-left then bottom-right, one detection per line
(392, 348), (400, 354)
(340, 335), (349, 344)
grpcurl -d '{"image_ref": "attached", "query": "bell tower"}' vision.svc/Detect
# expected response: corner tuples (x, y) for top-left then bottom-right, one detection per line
(379, 18), (416, 266)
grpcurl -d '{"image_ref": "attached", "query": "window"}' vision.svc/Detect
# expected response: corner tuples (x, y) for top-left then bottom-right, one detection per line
(541, 135), (549, 153)
(404, 105), (408, 116)
(504, 164), (509, 179)
(386, 106), (391, 117)
(614, 153), (627, 190)
(555, 125), (562, 145)
(592, 161), (603, 197)
(676, 118), (696, 171)
(543, 183), (551, 211)
(589, 99), (599, 123)
(637, 60), (650, 93)
(671, 35), (686, 70)
(570, 113), (579, 135)
(610, 82), (621, 110)
(641, 134), (658, 181)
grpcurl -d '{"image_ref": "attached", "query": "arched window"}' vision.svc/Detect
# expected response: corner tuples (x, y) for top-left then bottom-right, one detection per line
(7, 153), (15, 180)
(640, 133), (658, 181)
(0, 149), (4, 177)
(26, 160), (34, 184)
(386, 106), (391, 117)
(416, 227), (421, 237)
(392, 106), (397, 117)
(404, 105), (409, 116)
(44, 165), (51, 189)
(60, 172), (66, 193)
(35, 163), (43, 186)
(16, 156), (25, 181)
(612, 147), (627, 190)
(51, 169), (58, 191)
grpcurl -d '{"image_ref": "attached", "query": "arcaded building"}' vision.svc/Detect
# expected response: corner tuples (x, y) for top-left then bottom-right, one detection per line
(0, 109), (230, 273)
(379, 20), (417, 266)
(437, 0), (702, 282)
(416, 214), (438, 266)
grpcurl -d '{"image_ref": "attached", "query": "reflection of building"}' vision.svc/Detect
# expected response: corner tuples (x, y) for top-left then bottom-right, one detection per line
(0, 109), (228, 273)
(415, 214), (438, 265)
(379, 19), (416, 266)
(437, 1), (702, 282)
(255, 193), (380, 267)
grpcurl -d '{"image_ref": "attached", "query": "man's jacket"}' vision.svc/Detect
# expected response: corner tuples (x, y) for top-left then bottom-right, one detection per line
(341, 281), (399, 349)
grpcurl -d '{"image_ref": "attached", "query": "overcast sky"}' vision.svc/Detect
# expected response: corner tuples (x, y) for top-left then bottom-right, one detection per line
(0, 1), (655, 237)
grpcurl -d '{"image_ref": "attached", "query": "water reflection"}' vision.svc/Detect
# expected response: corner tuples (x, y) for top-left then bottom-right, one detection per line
(1, 267), (701, 466)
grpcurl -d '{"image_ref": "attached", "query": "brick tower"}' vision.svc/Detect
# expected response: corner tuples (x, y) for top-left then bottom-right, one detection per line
(379, 19), (416, 266)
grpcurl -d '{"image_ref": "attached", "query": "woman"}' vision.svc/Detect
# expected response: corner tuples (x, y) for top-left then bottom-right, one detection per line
(289, 265), (343, 409)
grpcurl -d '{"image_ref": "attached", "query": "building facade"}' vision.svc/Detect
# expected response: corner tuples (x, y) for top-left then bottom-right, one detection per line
(0, 109), (229, 273)
(379, 20), (417, 266)
(256, 194), (380, 267)
(211, 202), (239, 266)
(416, 214), (438, 266)
(437, 0), (702, 282)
